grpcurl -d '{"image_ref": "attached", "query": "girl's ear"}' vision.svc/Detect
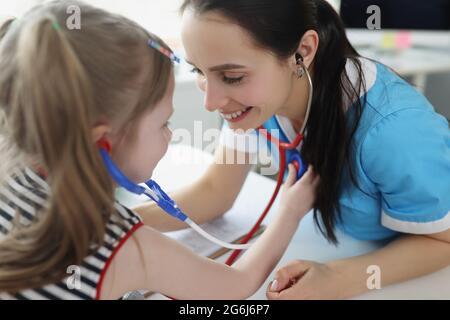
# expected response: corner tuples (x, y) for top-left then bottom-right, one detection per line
(92, 124), (112, 145)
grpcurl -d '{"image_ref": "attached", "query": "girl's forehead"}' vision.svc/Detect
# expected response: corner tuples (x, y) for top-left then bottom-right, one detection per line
(153, 73), (175, 114)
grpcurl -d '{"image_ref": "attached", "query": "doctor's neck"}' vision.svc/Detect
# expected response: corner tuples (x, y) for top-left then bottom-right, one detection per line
(276, 67), (313, 133)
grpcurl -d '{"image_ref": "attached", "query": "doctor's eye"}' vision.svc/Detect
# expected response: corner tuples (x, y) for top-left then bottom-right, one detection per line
(222, 75), (244, 85)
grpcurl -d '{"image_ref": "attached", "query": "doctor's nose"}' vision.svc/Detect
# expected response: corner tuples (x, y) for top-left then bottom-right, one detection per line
(203, 82), (230, 112)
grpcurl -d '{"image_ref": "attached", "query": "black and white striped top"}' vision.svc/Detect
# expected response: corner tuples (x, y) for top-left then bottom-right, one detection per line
(0, 167), (144, 300)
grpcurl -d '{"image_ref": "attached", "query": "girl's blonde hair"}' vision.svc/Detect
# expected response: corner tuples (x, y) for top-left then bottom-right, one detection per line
(0, 0), (173, 292)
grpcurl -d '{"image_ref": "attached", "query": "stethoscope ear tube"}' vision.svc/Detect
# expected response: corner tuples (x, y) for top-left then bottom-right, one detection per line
(186, 219), (251, 250)
(99, 149), (146, 195)
(100, 148), (251, 250)
(226, 59), (314, 265)
(143, 180), (188, 222)
(99, 61), (314, 258)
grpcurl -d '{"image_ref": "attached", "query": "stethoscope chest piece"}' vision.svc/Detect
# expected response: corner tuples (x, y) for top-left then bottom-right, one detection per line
(287, 151), (307, 180)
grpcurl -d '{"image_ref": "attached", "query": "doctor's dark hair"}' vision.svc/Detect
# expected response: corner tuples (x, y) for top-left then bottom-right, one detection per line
(0, 0), (173, 292)
(181, 0), (367, 244)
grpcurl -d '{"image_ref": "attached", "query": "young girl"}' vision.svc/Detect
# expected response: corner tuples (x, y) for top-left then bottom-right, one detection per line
(138, 0), (450, 299)
(0, 1), (318, 300)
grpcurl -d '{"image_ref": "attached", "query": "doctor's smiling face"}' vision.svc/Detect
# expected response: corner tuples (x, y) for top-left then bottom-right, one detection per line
(181, 9), (313, 132)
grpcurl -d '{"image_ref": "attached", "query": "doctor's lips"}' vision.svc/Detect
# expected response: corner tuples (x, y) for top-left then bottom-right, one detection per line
(219, 106), (253, 122)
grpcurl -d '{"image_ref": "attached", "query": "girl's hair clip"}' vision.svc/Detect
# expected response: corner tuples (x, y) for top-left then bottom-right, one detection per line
(148, 39), (180, 64)
(52, 20), (62, 31)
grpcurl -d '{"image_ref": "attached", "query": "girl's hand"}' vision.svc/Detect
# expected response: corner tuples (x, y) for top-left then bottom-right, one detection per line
(266, 260), (347, 300)
(279, 164), (319, 222)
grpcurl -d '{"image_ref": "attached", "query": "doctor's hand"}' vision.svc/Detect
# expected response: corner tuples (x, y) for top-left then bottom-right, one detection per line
(279, 164), (319, 221)
(266, 260), (348, 300)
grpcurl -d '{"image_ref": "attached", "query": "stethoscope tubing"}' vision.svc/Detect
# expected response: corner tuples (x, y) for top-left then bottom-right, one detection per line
(225, 60), (313, 265)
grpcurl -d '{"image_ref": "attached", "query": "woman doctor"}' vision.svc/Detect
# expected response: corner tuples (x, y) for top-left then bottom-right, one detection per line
(136, 0), (450, 299)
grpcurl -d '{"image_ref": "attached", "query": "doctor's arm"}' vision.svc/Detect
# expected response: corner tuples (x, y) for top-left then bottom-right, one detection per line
(267, 230), (450, 300)
(133, 145), (253, 232)
(267, 109), (450, 299)
(333, 230), (450, 295)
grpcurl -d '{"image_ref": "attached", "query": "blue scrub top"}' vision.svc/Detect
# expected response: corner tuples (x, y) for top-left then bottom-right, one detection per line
(220, 59), (450, 241)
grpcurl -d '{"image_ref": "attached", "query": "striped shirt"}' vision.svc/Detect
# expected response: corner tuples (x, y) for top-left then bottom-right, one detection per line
(0, 167), (144, 300)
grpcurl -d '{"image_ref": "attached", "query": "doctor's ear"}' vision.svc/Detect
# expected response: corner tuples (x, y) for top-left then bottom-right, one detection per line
(293, 30), (319, 70)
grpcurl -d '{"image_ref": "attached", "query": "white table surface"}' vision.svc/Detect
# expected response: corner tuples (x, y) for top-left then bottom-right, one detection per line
(118, 144), (450, 300)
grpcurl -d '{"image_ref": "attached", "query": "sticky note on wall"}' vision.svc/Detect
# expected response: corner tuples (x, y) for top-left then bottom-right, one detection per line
(380, 31), (412, 50)
(395, 31), (412, 50)
(381, 32), (396, 49)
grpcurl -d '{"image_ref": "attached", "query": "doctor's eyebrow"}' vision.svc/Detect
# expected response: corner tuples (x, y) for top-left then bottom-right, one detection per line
(185, 60), (246, 72)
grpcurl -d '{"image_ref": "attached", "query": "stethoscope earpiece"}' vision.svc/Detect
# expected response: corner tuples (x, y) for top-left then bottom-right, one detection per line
(96, 138), (112, 154)
(295, 53), (307, 79)
(295, 52), (304, 64)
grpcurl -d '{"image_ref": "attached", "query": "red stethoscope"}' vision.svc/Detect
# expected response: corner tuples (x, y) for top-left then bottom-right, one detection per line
(225, 55), (313, 266)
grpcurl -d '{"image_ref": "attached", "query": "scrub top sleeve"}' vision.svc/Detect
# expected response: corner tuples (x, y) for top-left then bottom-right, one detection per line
(219, 121), (259, 154)
(361, 108), (450, 234)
